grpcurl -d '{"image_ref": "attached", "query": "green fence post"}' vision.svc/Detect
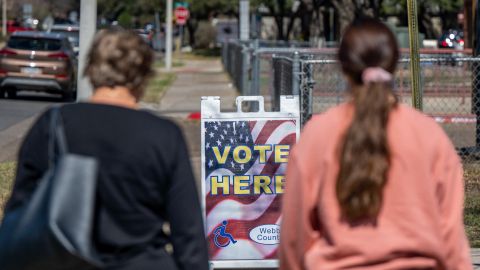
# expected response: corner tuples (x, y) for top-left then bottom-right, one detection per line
(407, 0), (423, 110)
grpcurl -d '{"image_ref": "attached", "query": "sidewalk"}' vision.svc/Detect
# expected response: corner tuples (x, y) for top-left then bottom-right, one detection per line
(0, 117), (35, 163)
(473, 248), (480, 269)
(158, 59), (236, 116)
(147, 58), (237, 193)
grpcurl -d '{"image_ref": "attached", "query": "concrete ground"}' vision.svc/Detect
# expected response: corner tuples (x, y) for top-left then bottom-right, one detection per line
(148, 58), (237, 195)
(473, 248), (480, 269)
(0, 116), (35, 163)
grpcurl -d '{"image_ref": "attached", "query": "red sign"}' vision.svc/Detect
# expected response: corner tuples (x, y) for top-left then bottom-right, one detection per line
(174, 6), (189, 25)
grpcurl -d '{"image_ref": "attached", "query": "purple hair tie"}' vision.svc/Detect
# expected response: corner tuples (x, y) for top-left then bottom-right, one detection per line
(362, 67), (393, 84)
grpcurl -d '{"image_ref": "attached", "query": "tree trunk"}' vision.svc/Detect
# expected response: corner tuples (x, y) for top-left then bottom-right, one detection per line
(418, 5), (435, 39)
(266, 1), (285, 41)
(187, 19), (197, 47)
(464, 0), (473, 48)
(371, 0), (381, 17)
(275, 16), (285, 40)
(310, 6), (324, 46)
(278, 0), (288, 40)
(299, 1), (314, 41)
(286, 9), (298, 40)
(331, 0), (355, 36)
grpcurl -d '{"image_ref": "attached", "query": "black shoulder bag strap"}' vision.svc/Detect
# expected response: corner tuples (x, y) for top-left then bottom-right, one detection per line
(48, 106), (68, 166)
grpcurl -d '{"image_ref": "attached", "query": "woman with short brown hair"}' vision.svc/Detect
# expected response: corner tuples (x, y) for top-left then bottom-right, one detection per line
(84, 28), (154, 101)
(5, 28), (209, 270)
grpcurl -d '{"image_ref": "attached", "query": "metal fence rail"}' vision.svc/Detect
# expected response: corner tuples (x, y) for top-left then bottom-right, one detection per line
(294, 55), (480, 162)
(222, 41), (249, 96)
(298, 56), (479, 117)
(221, 40), (480, 161)
(254, 48), (337, 106)
(222, 40), (327, 106)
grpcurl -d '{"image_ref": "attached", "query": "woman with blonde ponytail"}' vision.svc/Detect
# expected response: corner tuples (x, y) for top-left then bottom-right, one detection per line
(279, 19), (472, 270)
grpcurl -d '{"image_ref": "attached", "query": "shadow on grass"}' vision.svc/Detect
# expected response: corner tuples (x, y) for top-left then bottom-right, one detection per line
(192, 48), (221, 57)
(0, 162), (15, 220)
(142, 72), (176, 104)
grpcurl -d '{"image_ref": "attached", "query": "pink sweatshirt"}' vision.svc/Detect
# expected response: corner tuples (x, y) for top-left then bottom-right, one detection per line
(279, 103), (472, 270)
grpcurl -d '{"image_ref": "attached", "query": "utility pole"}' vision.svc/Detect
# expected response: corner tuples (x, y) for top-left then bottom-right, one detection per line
(407, 0), (422, 110)
(239, 0), (250, 40)
(77, 0), (97, 101)
(165, 0), (173, 71)
(2, 0), (6, 37)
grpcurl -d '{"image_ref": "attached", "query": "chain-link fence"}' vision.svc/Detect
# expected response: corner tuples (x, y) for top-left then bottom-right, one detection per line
(222, 40), (328, 110)
(222, 41), (251, 96)
(293, 51), (480, 162)
(222, 41), (480, 161)
(254, 48), (338, 111)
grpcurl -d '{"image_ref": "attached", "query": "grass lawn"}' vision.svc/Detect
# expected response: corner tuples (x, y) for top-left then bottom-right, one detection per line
(0, 162), (15, 220)
(0, 161), (479, 247)
(464, 163), (480, 247)
(141, 71), (176, 103)
(180, 49), (221, 61)
(153, 59), (185, 69)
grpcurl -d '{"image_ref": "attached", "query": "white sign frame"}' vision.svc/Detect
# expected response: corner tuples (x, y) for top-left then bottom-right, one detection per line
(201, 96), (300, 269)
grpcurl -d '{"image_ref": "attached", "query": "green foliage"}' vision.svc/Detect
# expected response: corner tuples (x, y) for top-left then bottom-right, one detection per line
(192, 48), (222, 58)
(194, 22), (217, 49)
(251, 0), (295, 13)
(421, 0), (463, 13)
(97, 0), (163, 25)
(117, 12), (133, 28)
(142, 72), (176, 103)
(184, 0), (238, 19)
(382, 0), (463, 16)
(382, 0), (406, 14)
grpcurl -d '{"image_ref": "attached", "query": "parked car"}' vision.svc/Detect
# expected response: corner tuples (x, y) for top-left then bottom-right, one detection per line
(135, 28), (154, 48)
(49, 24), (80, 54)
(6, 20), (34, 34)
(0, 31), (77, 100)
(438, 29), (464, 50)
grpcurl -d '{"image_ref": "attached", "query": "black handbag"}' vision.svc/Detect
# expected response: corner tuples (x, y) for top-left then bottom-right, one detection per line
(0, 107), (102, 270)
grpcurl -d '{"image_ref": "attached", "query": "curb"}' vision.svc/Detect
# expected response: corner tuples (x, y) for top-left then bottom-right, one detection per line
(0, 116), (36, 163)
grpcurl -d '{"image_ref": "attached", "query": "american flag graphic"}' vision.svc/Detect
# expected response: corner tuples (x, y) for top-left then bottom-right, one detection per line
(203, 119), (297, 260)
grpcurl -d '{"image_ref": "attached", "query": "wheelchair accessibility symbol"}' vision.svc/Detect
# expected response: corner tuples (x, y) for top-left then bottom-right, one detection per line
(214, 221), (237, 248)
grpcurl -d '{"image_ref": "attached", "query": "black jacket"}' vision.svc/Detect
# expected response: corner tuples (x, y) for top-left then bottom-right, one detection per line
(6, 103), (209, 270)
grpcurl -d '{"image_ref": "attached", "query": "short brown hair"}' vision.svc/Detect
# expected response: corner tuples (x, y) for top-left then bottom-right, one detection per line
(84, 28), (154, 99)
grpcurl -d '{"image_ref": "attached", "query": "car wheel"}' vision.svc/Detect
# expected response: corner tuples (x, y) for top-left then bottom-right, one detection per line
(0, 89), (5, 99)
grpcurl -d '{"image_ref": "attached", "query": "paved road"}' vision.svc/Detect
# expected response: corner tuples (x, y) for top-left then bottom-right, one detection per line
(0, 92), (62, 162)
(0, 91), (63, 131)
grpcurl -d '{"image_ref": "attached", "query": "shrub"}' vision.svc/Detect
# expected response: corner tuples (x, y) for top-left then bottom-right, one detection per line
(194, 21), (216, 49)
